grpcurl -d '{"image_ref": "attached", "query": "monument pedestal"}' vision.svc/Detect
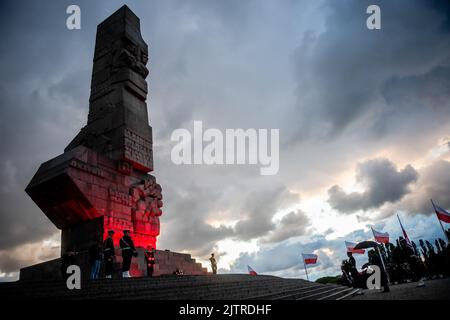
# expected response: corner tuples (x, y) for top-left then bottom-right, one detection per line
(19, 249), (208, 282)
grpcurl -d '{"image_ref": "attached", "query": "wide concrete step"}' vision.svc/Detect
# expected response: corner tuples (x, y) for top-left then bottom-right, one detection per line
(0, 275), (355, 300)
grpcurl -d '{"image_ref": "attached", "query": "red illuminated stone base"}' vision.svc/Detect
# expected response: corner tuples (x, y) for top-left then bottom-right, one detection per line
(26, 146), (163, 254)
(19, 249), (208, 282)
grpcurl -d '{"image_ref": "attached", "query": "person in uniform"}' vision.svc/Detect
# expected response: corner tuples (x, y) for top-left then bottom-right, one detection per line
(120, 229), (137, 278)
(347, 252), (359, 287)
(209, 253), (217, 274)
(144, 247), (156, 277)
(103, 230), (115, 279)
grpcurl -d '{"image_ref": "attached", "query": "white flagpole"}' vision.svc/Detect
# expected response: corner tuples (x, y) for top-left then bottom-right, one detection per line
(376, 245), (391, 285)
(431, 199), (450, 243)
(371, 226), (390, 283)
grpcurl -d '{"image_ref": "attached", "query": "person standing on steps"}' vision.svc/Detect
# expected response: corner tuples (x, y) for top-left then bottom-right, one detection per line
(61, 247), (78, 281)
(144, 247), (156, 277)
(89, 238), (103, 280)
(103, 230), (115, 279)
(120, 229), (137, 278)
(209, 253), (217, 274)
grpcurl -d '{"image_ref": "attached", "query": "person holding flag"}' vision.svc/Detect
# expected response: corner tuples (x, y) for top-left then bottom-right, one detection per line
(371, 227), (391, 285)
(344, 241), (367, 287)
(301, 253), (317, 281)
(396, 214), (425, 285)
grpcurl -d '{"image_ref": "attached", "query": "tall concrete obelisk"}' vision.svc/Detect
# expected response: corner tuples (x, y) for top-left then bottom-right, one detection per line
(26, 5), (163, 254)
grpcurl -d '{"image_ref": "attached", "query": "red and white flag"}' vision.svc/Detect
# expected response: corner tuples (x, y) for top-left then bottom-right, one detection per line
(247, 265), (257, 276)
(345, 241), (365, 254)
(302, 253), (318, 265)
(397, 214), (413, 248)
(432, 201), (450, 223)
(371, 227), (389, 244)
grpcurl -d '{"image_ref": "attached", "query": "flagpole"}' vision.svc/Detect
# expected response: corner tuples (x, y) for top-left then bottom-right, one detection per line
(431, 199), (450, 243)
(303, 261), (309, 281)
(376, 245), (390, 285)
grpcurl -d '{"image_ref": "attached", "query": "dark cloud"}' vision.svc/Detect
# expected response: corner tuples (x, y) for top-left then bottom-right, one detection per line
(328, 158), (418, 213)
(0, 0), (95, 252)
(287, 0), (450, 143)
(0, 240), (59, 274)
(234, 186), (299, 241)
(156, 183), (234, 256)
(379, 160), (450, 218)
(260, 210), (310, 244)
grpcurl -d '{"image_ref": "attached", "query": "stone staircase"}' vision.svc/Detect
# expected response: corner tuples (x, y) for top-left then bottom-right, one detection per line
(0, 274), (358, 300)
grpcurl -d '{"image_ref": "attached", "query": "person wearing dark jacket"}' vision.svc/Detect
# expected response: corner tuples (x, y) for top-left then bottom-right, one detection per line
(89, 240), (103, 280)
(120, 230), (137, 278)
(347, 252), (359, 287)
(103, 230), (116, 279)
(144, 247), (156, 277)
(61, 248), (77, 280)
(369, 249), (390, 292)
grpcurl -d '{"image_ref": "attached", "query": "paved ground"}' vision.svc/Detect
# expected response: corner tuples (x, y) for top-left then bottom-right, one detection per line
(351, 278), (450, 300)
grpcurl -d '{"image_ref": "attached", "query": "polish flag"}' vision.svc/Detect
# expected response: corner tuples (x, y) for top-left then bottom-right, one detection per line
(397, 214), (413, 248)
(302, 253), (318, 265)
(345, 241), (365, 254)
(371, 227), (389, 244)
(432, 201), (450, 223)
(247, 265), (257, 276)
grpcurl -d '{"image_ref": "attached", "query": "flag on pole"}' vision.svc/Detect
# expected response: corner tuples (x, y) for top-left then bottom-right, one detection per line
(247, 265), (257, 276)
(432, 201), (450, 223)
(302, 253), (318, 265)
(371, 227), (389, 244)
(397, 214), (413, 248)
(431, 199), (450, 243)
(345, 241), (365, 254)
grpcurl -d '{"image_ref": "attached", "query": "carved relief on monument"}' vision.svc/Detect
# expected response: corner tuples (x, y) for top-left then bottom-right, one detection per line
(123, 127), (153, 172)
(111, 38), (149, 78)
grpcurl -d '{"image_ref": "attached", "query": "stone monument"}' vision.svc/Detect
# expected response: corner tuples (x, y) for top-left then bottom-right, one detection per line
(23, 5), (207, 279)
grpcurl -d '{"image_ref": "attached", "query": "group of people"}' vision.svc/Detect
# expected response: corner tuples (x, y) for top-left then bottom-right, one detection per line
(61, 229), (156, 280)
(341, 231), (450, 291)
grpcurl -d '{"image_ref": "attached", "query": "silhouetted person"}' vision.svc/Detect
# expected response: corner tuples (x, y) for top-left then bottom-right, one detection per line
(103, 230), (115, 279)
(120, 230), (137, 278)
(144, 247), (155, 277)
(347, 252), (358, 287)
(369, 250), (390, 292)
(174, 268), (184, 275)
(209, 253), (217, 274)
(89, 239), (103, 280)
(61, 248), (77, 280)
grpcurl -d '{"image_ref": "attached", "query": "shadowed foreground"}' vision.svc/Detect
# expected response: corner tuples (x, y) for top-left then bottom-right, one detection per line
(351, 278), (450, 300)
(0, 274), (357, 300)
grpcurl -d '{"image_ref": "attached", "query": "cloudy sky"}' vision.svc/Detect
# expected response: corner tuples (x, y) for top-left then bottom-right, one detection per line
(1, 0), (450, 281)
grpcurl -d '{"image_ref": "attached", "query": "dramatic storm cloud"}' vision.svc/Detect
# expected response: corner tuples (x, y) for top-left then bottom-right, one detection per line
(0, 0), (449, 280)
(328, 159), (418, 213)
(260, 210), (311, 244)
